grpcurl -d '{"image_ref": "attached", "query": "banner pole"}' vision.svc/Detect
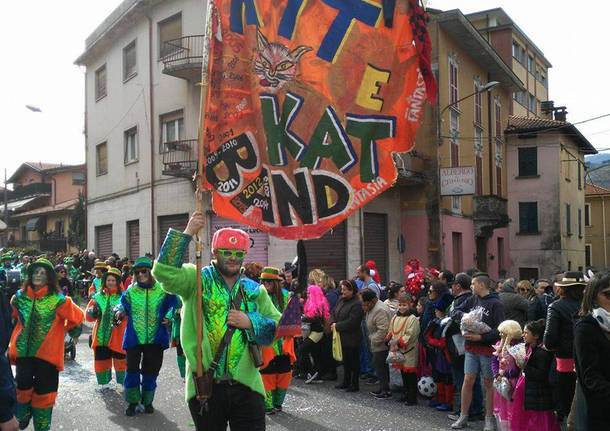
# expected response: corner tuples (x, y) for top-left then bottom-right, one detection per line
(194, 0), (215, 389)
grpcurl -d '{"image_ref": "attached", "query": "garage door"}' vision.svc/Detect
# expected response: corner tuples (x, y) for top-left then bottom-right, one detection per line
(304, 221), (346, 282)
(95, 224), (113, 259)
(211, 215), (268, 266)
(127, 220), (140, 262)
(158, 214), (190, 260)
(364, 213), (388, 286)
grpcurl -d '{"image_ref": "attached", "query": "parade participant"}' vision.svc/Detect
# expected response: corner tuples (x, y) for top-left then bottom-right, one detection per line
(115, 257), (177, 416)
(0, 253), (13, 287)
(55, 265), (70, 297)
(85, 267), (127, 388)
(298, 284), (330, 383)
(88, 260), (108, 298)
(9, 258), (84, 431)
(0, 270), (17, 431)
(152, 211), (281, 431)
(386, 292), (419, 405)
(259, 266), (295, 415)
(170, 297), (186, 379)
(64, 258), (79, 281)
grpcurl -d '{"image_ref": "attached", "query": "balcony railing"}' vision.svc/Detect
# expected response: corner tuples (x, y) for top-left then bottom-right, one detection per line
(160, 35), (204, 80)
(473, 195), (509, 238)
(8, 238), (67, 252)
(161, 139), (197, 179)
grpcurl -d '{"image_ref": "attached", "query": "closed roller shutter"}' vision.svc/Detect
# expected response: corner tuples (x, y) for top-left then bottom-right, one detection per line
(364, 213), (388, 286)
(127, 220), (140, 261)
(211, 215), (268, 266)
(158, 214), (190, 261)
(304, 221), (346, 282)
(95, 225), (113, 259)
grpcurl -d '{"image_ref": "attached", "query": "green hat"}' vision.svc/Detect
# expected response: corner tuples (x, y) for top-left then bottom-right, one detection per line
(2, 253), (11, 261)
(260, 266), (282, 280)
(64, 257), (74, 264)
(101, 267), (122, 288)
(133, 256), (153, 270)
(28, 258), (55, 277)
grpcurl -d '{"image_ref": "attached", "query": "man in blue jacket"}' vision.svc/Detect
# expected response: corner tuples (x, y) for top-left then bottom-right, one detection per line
(1, 289), (18, 431)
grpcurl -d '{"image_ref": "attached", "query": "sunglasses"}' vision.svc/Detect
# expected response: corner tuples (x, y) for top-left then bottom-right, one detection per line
(217, 249), (246, 259)
(601, 290), (610, 299)
(135, 269), (149, 275)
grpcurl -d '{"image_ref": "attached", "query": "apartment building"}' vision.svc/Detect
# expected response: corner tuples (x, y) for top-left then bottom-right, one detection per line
(75, 0), (403, 282)
(467, 8), (551, 118)
(584, 183), (610, 270)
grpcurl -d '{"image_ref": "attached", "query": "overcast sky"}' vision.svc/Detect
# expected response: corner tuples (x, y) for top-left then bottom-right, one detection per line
(1, 0), (608, 183)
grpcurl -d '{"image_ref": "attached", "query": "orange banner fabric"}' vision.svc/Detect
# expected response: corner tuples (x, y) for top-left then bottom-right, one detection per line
(203, 0), (431, 239)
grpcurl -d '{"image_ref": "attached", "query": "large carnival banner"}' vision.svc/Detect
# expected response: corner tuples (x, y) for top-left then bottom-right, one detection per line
(202, 0), (435, 239)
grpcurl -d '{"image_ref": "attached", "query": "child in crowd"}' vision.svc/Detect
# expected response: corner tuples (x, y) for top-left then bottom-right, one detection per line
(386, 293), (420, 405)
(511, 319), (560, 431)
(424, 296), (454, 411)
(416, 297), (431, 379)
(491, 320), (523, 431)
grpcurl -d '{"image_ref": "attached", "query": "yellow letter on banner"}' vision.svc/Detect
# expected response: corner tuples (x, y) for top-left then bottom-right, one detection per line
(356, 64), (391, 112)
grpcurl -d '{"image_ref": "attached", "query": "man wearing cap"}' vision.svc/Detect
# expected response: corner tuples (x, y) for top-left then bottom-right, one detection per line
(9, 258), (83, 431)
(88, 260), (108, 298)
(86, 267), (127, 389)
(116, 257), (178, 416)
(152, 211), (281, 431)
(0, 253), (13, 289)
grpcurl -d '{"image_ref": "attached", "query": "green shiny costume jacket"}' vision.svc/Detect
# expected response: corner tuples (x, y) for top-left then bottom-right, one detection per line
(152, 228), (281, 401)
(85, 288), (126, 352)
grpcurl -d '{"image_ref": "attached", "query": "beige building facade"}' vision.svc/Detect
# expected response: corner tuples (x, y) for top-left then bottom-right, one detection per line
(584, 183), (610, 270)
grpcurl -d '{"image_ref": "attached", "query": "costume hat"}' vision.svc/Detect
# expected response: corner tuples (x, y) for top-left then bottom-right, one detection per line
(133, 256), (153, 270)
(28, 258), (55, 278)
(94, 260), (109, 271)
(260, 266), (282, 280)
(102, 267), (123, 288)
(556, 271), (587, 287)
(212, 227), (249, 251)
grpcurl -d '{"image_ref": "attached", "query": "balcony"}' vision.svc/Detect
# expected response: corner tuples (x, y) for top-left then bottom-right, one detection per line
(393, 153), (428, 186)
(160, 35), (204, 80)
(11, 183), (51, 200)
(161, 139), (197, 179)
(473, 195), (509, 238)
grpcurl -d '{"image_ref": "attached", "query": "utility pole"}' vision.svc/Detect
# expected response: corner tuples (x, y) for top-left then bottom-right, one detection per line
(4, 169), (8, 246)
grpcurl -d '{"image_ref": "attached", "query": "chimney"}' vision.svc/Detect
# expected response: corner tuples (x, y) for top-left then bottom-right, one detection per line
(553, 106), (567, 122)
(541, 101), (554, 120)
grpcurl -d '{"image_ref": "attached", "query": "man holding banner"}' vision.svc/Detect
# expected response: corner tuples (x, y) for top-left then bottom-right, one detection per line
(152, 212), (281, 430)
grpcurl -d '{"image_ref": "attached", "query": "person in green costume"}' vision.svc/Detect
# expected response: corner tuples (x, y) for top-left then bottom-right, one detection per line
(152, 211), (281, 431)
(170, 297), (186, 378)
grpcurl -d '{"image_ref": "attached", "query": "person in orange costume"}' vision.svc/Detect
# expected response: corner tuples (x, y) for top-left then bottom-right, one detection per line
(86, 267), (127, 388)
(9, 258), (84, 431)
(259, 267), (296, 415)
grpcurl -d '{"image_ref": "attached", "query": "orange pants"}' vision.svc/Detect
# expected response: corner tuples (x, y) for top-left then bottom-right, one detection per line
(261, 371), (292, 391)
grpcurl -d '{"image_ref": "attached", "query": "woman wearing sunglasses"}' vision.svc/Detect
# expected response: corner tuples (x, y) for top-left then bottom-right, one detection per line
(115, 257), (178, 416)
(152, 211), (281, 431)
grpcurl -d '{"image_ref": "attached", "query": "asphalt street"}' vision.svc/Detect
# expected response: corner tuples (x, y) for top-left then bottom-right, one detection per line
(27, 321), (488, 431)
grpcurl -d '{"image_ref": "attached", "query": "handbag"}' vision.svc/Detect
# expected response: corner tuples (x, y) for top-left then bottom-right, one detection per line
(332, 327), (343, 362)
(193, 287), (244, 403)
(493, 375), (514, 401)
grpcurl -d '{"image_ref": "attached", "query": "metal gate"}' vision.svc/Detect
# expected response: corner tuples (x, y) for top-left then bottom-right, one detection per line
(127, 220), (140, 262)
(95, 225), (113, 258)
(364, 213), (388, 285)
(158, 214), (190, 261)
(304, 221), (347, 283)
(210, 215), (268, 266)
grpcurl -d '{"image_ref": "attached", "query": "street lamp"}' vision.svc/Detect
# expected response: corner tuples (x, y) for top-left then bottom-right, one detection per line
(439, 80), (499, 118)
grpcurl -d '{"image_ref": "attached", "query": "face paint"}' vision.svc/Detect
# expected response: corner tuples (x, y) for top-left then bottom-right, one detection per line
(33, 267), (48, 288)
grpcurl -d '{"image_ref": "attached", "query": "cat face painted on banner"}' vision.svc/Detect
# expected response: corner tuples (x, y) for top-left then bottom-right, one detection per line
(254, 28), (311, 92)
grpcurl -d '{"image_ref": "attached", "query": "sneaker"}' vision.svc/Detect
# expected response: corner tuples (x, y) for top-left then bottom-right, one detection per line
(483, 415), (496, 431)
(305, 372), (319, 384)
(274, 405), (282, 412)
(125, 403), (138, 416)
(428, 400), (440, 408)
(95, 384), (111, 392)
(144, 404), (154, 414)
(450, 414), (468, 429)
(436, 403), (452, 412)
(266, 408), (276, 415)
(369, 389), (383, 396)
(374, 391), (392, 400)
(447, 412), (461, 421)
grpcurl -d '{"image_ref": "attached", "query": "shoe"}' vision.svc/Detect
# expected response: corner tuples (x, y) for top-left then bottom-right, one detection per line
(369, 389), (383, 396)
(448, 412), (461, 421)
(335, 383), (349, 390)
(144, 404), (154, 414)
(366, 377), (380, 385)
(374, 391), (392, 400)
(274, 405), (282, 412)
(484, 415), (496, 431)
(345, 386), (359, 393)
(428, 400), (440, 408)
(436, 403), (452, 411)
(305, 371), (319, 384)
(19, 420), (30, 430)
(125, 403), (138, 416)
(266, 408), (276, 415)
(450, 414), (468, 429)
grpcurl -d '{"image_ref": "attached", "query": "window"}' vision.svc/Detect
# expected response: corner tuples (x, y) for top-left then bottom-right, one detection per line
(512, 41), (525, 64)
(585, 203), (591, 226)
(535, 66), (541, 81)
(123, 40), (137, 81)
(540, 72), (547, 87)
(513, 91), (526, 106)
(95, 64), (107, 100)
(124, 127), (138, 164)
(474, 79), (482, 125)
(495, 98), (502, 140)
(452, 232), (463, 274)
(159, 13), (182, 58)
(450, 136), (459, 167)
(72, 171), (85, 185)
(528, 93), (537, 114)
(451, 196), (461, 213)
(161, 110), (185, 151)
(566, 203), (572, 235)
(475, 151), (483, 195)
(585, 244), (592, 267)
(96, 142), (108, 176)
(519, 202), (538, 234)
(449, 54), (458, 106)
(518, 147), (537, 176)
(497, 237), (504, 272)
(578, 208), (582, 238)
(578, 162), (582, 190)
(527, 55), (535, 74)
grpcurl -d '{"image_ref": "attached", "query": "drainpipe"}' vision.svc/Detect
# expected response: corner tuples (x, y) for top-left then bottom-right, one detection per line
(603, 196), (607, 268)
(51, 177), (57, 206)
(148, 16), (156, 255)
(487, 75), (493, 196)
